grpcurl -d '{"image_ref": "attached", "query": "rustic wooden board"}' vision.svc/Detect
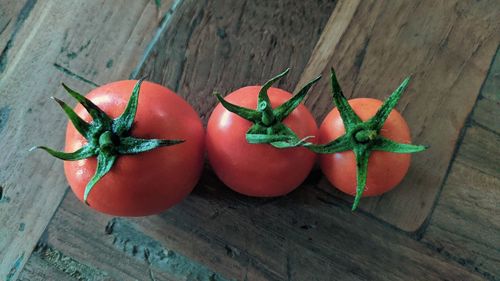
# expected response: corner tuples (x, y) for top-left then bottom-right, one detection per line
(299, 0), (500, 232)
(8, 0), (500, 279)
(0, 0), (175, 280)
(421, 50), (500, 280)
(24, 179), (485, 281)
(18, 254), (75, 281)
(19, 0), (499, 280)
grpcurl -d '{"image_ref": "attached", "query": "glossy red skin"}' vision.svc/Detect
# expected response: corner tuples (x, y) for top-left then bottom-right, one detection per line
(207, 86), (317, 197)
(64, 81), (205, 216)
(319, 98), (411, 197)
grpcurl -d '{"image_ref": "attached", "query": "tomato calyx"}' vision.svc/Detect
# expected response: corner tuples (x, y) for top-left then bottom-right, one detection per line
(31, 79), (184, 205)
(309, 68), (428, 211)
(215, 68), (321, 148)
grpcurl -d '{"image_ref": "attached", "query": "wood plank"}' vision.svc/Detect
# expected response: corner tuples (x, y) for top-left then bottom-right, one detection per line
(472, 48), (500, 134)
(422, 160), (500, 281)
(421, 51), (500, 280)
(36, 177), (485, 281)
(0, 0), (32, 73)
(132, 173), (487, 281)
(18, 0), (337, 279)
(18, 254), (76, 281)
(456, 125), (500, 177)
(35, 194), (224, 281)
(137, 0), (338, 122)
(297, 0), (500, 231)
(0, 1), (176, 280)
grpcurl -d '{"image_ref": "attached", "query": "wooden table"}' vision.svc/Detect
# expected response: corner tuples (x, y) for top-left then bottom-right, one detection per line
(1, 0), (499, 280)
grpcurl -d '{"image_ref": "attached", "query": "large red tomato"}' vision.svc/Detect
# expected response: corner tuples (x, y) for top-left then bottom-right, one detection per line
(207, 86), (317, 197)
(63, 81), (204, 216)
(318, 98), (411, 196)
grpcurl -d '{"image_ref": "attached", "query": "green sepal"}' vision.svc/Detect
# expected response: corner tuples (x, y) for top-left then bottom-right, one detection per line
(30, 145), (96, 160)
(117, 137), (184, 154)
(330, 68), (362, 127)
(83, 153), (117, 204)
(311, 68), (427, 211)
(113, 78), (145, 135)
(367, 76), (411, 131)
(51, 97), (90, 138)
(274, 75), (321, 122)
(35, 80), (184, 206)
(372, 136), (428, 153)
(216, 69), (321, 149)
(258, 68), (290, 107)
(308, 135), (352, 154)
(352, 147), (370, 211)
(62, 83), (112, 129)
(215, 93), (260, 122)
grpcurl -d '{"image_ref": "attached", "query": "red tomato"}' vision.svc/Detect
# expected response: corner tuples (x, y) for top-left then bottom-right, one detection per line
(64, 81), (204, 216)
(318, 98), (411, 196)
(207, 86), (317, 197)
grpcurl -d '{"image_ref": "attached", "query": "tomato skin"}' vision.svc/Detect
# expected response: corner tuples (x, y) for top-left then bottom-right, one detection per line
(64, 81), (205, 216)
(319, 98), (411, 196)
(207, 86), (317, 197)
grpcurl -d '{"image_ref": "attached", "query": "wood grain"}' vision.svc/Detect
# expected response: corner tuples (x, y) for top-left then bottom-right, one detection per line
(18, 254), (75, 281)
(421, 52), (500, 280)
(138, 0), (337, 123)
(29, 177), (485, 281)
(298, 0), (500, 232)
(10, 0), (500, 279)
(0, 1), (175, 280)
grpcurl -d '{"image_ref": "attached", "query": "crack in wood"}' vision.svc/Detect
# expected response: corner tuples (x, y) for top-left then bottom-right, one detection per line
(104, 218), (232, 281)
(31, 243), (110, 281)
(0, 105), (11, 135)
(415, 44), (500, 239)
(52, 63), (100, 87)
(6, 252), (24, 281)
(129, 0), (185, 79)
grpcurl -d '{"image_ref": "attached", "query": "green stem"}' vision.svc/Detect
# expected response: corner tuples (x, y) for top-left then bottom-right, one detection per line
(99, 131), (115, 154)
(216, 69), (320, 148)
(354, 129), (377, 143)
(258, 101), (275, 126)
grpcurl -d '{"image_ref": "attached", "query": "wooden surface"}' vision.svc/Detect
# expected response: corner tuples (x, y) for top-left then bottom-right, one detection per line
(0, 0), (175, 279)
(0, 0), (498, 280)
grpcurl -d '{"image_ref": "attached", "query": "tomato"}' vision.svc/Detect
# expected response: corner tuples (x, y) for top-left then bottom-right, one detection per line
(318, 98), (411, 197)
(312, 68), (426, 210)
(207, 86), (317, 197)
(61, 80), (204, 216)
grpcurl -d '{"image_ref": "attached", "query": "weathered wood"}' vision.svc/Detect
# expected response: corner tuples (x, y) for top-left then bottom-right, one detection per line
(138, 0), (338, 123)
(421, 52), (500, 280)
(422, 160), (500, 281)
(0, 0), (176, 280)
(297, 0), (500, 232)
(12, 0), (500, 279)
(457, 125), (500, 177)
(18, 254), (76, 281)
(35, 177), (485, 281)
(0, 0), (32, 73)
(35, 194), (224, 281)
(472, 49), (500, 134)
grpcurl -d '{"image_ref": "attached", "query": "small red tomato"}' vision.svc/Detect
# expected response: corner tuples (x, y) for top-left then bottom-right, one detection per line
(311, 68), (426, 210)
(38, 80), (204, 216)
(318, 98), (411, 196)
(207, 86), (318, 197)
